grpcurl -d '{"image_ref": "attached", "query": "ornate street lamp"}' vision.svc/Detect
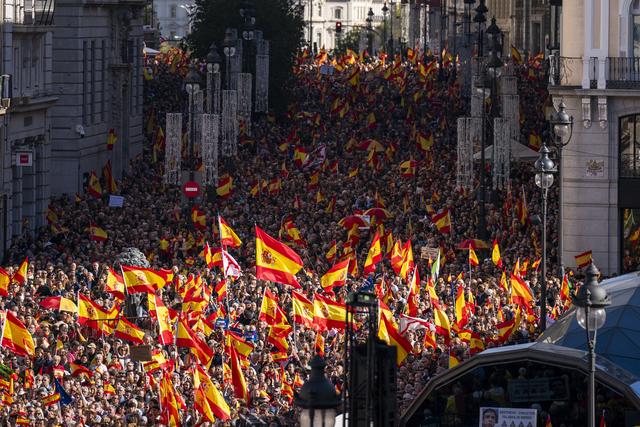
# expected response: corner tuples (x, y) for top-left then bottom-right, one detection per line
(572, 263), (610, 427)
(184, 64), (201, 215)
(206, 42), (222, 114)
(549, 100), (574, 277)
(382, 2), (388, 53)
(534, 144), (555, 331)
(222, 28), (236, 90)
(366, 8), (374, 55)
(295, 355), (341, 427)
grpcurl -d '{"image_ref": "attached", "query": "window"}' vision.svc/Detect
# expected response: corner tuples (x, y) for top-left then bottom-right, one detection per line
(170, 4), (177, 18)
(632, 0), (640, 57)
(334, 8), (341, 20)
(619, 114), (640, 177)
(622, 208), (640, 273)
(317, 4), (322, 17)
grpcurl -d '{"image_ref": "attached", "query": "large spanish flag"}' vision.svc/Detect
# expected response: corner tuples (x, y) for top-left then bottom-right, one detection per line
(491, 239), (502, 268)
(194, 364), (231, 421)
(320, 258), (349, 291)
(77, 293), (118, 334)
(230, 345), (249, 404)
(0, 268), (9, 296)
(433, 306), (451, 344)
(88, 224), (108, 242)
(292, 291), (314, 327)
(105, 268), (125, 300)
(1, 311), (35, 357)
(218, 216), (242, 247)
(363, 232), (382, 275)
(313, 293), (348, 331)
(432, 209), (452, 234)
(255, 226), (303, 288)
(87, 171), (102, 199)
(259, 287), (288, 326)
(121, 266), (172, 294)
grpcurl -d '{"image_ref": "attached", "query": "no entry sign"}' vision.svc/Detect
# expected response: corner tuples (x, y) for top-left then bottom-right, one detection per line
(182, 181), (200, 198)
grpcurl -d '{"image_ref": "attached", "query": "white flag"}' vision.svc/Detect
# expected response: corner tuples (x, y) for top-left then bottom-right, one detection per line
(221, 249), (242, 278)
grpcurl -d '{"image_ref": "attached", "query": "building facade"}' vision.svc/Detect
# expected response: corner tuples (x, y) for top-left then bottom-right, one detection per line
(50, 0), (145, 197)
(549, 0), (640, 275)
(0, 0), (56, 253)
(487, 0), (551, 56)
(153, 0), (193, 42)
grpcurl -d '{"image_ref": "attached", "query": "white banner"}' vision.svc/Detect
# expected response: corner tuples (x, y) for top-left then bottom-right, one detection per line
(479, 407), (537, 427)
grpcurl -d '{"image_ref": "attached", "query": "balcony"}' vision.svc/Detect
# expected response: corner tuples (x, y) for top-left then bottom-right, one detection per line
(13, 0), (55, 25)
(549, 56), (640, 90)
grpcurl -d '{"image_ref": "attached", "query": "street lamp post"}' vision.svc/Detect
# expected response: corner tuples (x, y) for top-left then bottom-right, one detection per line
(389, 0), (394, 54)
(240, 3), (256, 74)
(184, 65), (201, 215)
(534, 144), (556, 331)
(464, 0), (476, 46)
(222, 29), (236, 90)
(382, 2), (388, 53)
(206, 42), (222, 115)
(572, 263), (611, 427)
(295, 355), (341, 427)
(473, 2), (487, 239)
(366, 8), (374, 55)
(549, 100), (574, 278)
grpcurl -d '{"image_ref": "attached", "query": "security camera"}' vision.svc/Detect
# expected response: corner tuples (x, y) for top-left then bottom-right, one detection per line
(75, 124), (85, 138)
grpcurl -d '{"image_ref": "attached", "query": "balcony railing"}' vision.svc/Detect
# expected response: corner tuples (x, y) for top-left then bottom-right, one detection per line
(550, 56), (640, 89)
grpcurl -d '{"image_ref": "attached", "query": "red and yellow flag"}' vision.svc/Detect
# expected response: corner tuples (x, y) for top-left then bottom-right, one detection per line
(1, 310), (35, 357)
(433, 306), (451, 345)
(88, 224), (108, 242)
(432, 209), (452, 234)
(230, 345), (249, 404)
(292, 291), (314, 327)
(255, 226), (303, 288)
(218, 216), (242, 247)
(259, 288), (287, 326)
(106, 128), (117, 150)
(0, 268), (9, 296)
(176, 317), (214, 367)
(575, 250), (593, 269)
(510, 274), (534, 309)
(469, 245), (479, 267)
(87, 171), (102, 199)
(105, 268), (125, 300)
(121, 266), (172, 294)
(363, 232), (382, 275)
(194, 364), (231, 421)
(12, 258), (28, 285)
(216, 174), (233, 198)
(491, 239), (502, 268)
(114, 317), (145, 344)
(399, 159), (417, 177)
(320, 258), (349, 291)
(77, 293), (118, 334)
(313, 293), (348, 331)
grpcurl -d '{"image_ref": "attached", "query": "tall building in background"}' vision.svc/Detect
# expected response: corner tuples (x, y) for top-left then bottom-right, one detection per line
(154, 0), (194, 42)
(0, 0), (56, 253)
(50, 0), (145, 197)
(486, 0), (550, 56)
(549, 0), (640, 275)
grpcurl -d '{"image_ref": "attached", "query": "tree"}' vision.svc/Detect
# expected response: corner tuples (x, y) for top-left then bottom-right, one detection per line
(334, 28), (363, 55)
(187, 0), (304, 113)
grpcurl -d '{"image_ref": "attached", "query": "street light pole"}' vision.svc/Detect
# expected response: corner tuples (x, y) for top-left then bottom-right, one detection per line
(390, 0), (394, 54)
(223, 29), (236, 91)
(295, 355), (341, 427)
(184, 65), (201, 218)
(382, 2), (388, 53)
(534, 144), (555, 331)
(473, 1), (487, 239)
(366, 8), (374, 55)
(572, 263), (611, 427)
(549, 100), (574, 278)
(206, 42), (222, 115)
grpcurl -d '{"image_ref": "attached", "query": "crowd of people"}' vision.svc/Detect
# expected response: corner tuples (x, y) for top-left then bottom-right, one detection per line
(0, 43), (597, 426)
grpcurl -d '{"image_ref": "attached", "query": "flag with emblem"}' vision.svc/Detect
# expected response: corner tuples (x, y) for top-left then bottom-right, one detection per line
(114, 317), (145, 344)
(1, 310), (35, 357)
(12, 258), (28, 285)
(363, 232), (382, 275)
(255, 226), (303, 288)
(121, 266), (172, 294)
(292, 291), (314, 327)
(320, 258), (349, 291)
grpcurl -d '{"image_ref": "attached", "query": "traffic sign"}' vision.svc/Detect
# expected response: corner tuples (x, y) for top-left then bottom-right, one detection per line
(182, 181), (200, 198)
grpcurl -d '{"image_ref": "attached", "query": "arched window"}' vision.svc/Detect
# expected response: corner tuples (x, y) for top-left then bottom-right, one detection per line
(334, 7), (342, 20)
(632, 0), (640, 57)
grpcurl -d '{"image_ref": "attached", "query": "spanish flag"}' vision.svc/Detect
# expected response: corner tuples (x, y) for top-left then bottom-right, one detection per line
(313, 293), (348, 331)
(87, 171), (102, 199)
(468, 245), (479, 267)
(230, 345), (249, 403)
(216, 174), (233, 198)
(560, 274), (571, 306)
(105, 268), (125, 300)
(121, 266), (172, 294)
(176, 317), (214, 367)
(255, 226), (303, 288)
(0, 268), (10, 297)
(511, 45), (523, 64)
(379, 310), (412, 366)
(194, 364), (231, 421)
(510, 274), (534, 309)
(363, 232), (382, 275)
(88, 224), (108, 242)
(320, 258), (349, 291)
(202, 243), (222, 268)
(399, 160), (417, 177)
(38, 296), (77, 313)
(348, 166), (359, 178)
(101, 160), (118, 193)
(469, 332), (485, 354)
(575, 250), (593, 269)
(12, 257), (28, 285)
(293, 146), (309, 168)
(432, 209), (452, 234)
(114, 317), (145, 344)
(455, 285), (468, 328)
(433, 306), (451, 344)
(159, 373), (181, 427)
(367, 112), (377, 129)
(259, 287), (287, 326)
(292, 291), (314, 327)
(417, 133), (434, 152)
(1, 310), (35, 357)
(77, 293), (118, 334)
(218, 216), (242, 247)
(191, 207), (206, 230)
(69, 361), (92, 378)
(226, 331), (255, 358)
(42, 392), (60, 406)
(491, 239), (503, 268)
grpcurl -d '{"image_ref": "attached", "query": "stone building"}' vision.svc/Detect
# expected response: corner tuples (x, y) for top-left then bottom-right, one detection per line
(50, 0), (145, 197)
(0, 0), (56, 253)
(153, 0), (193, 42)
(549, 0), (640, 275)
